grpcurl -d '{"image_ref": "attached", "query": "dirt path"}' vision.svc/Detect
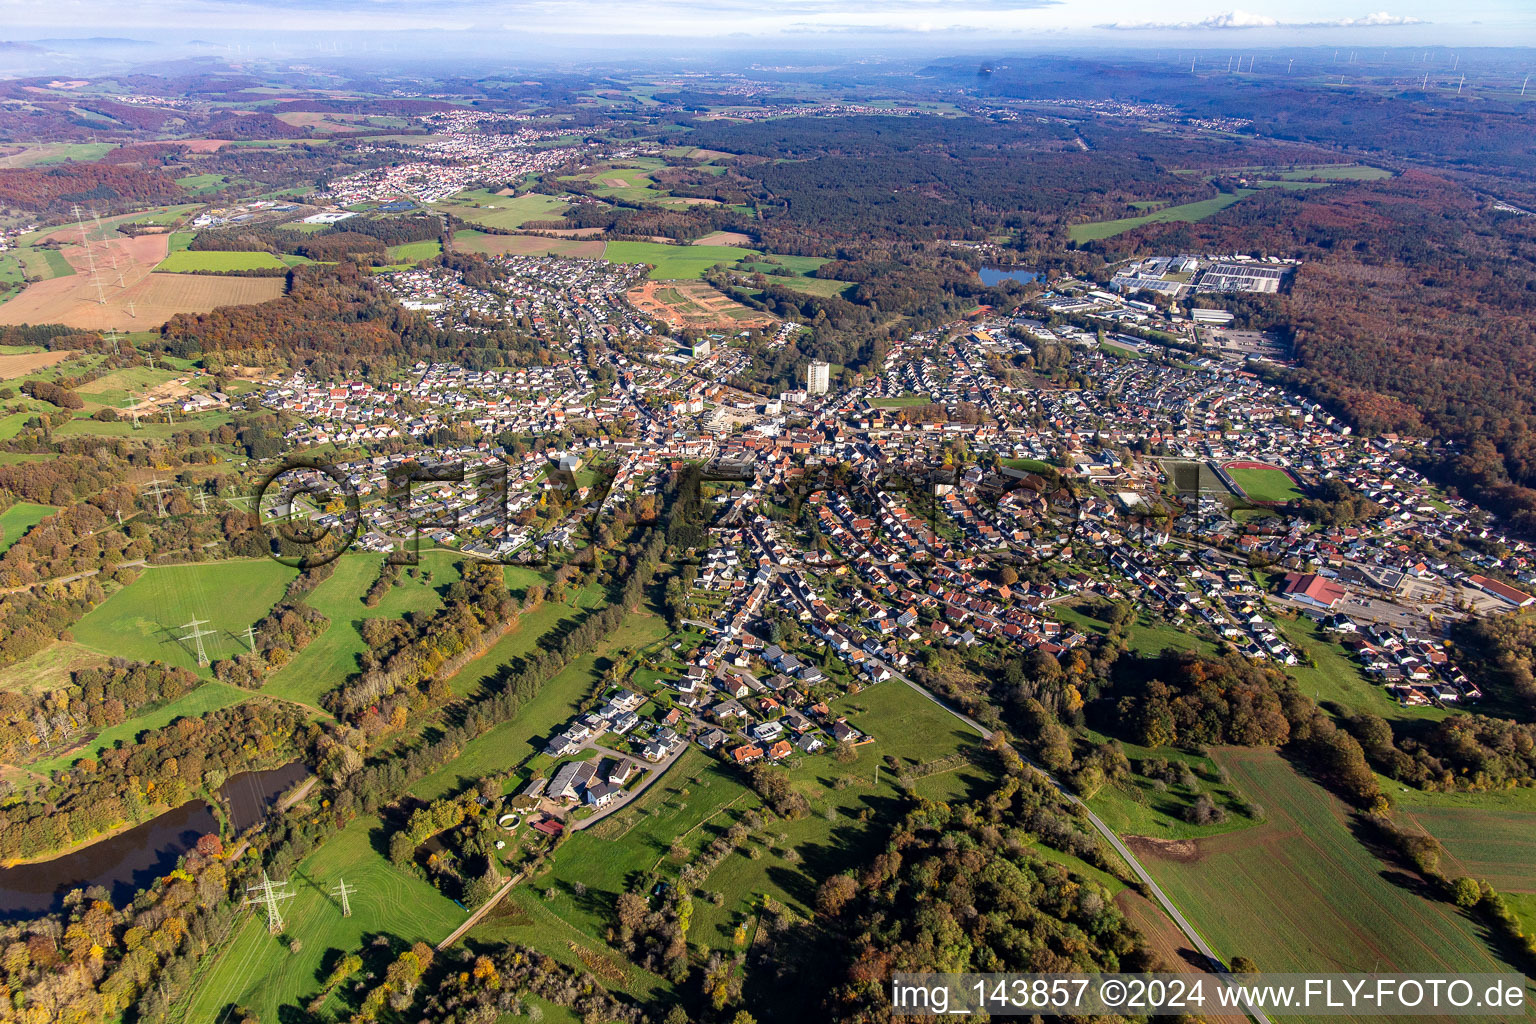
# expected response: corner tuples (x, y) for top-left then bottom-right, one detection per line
(436, 871), (521, 951)
(224, 775), (321, 862)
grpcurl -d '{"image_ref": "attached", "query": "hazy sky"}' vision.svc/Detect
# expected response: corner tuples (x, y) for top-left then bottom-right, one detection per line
(4, 0), (1532, 47)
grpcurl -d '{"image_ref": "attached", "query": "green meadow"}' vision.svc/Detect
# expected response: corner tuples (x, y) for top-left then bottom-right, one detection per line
(1069, 191), (1257, 244)
(72, 559), (298, 677)
(259, 551), (460, 710)
(603, 240), (760, 280)
(183, 812), (463, 1024)
(155, 250), (290, 272)
(433, 190), (570, 230)
(0, 501), (55, 553)
(385, 240), (443, 263)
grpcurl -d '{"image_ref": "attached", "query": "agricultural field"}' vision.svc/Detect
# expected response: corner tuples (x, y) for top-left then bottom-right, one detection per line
(1223, 462), (1306, 503)
(0, 348), (73, 380)
(1132, 748), (1522, 989)
(434, 190), (570, 230)
(692, 231), (753, 246)
(273, 111), (409, 133)
(182, 811), (463, 1024)
(452, 229), (603, 259)
(0, 246), (75, 297)
(603, 240), (761, 280)
(71, 559), (299, 677)
(1392, 786), (1536, 893)
(22, 205), (200, 246)
(625, 278), (776, 330)
(0, 501), (55, 553)
(1069, 191), (1256, 243)
(155, 250), (289, 272)
(0, 142), (117, 168)
(0, 231), (286, 330)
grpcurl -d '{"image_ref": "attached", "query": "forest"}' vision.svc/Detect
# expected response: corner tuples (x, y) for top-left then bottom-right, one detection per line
(0, 700), (312, 862)
(817, 762), (1154, 1023)
(1454, 608), (1536, 705)
(0, 659), (200, 767)
(676, 114), (1213, 250)
(324, 560), (514, 729)
(0, 163), (182, 211)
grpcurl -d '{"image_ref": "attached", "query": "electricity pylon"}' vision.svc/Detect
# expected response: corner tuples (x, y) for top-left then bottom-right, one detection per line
(245, 872), (295, 934)
(330, 876), (357, 917)
(145, 478), (168, 516)
(178, 618), (215, 667)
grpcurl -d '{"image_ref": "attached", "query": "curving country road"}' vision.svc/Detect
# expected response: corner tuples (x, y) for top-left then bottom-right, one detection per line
(873, 656), (1274, 1024)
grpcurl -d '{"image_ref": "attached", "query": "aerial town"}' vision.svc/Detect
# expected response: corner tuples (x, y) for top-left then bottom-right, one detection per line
(1, 36), (1533, 1024)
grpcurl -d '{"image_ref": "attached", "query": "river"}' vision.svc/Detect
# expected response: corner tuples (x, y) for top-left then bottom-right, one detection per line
(219, 760), (313, 833)
(0, 800), (217, 918)
(0, 760), (310, 918)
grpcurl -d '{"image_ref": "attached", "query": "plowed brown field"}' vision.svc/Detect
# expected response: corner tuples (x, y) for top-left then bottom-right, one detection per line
(0, 233), (283, 330)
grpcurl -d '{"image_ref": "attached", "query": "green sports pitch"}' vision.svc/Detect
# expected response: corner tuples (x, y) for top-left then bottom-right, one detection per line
(1223, 461), (1306, 502)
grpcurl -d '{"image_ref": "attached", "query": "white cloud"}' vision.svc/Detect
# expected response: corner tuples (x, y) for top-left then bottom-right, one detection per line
(1099, 8), (1422, 30)
(1323, 10), (1421, 25)
(1198, 10), (1280, 28)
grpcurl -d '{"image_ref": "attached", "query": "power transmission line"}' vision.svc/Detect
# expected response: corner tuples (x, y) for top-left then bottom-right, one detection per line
(330, 876), (358, 917)
(245, 872), (295, 934)
(71, 205), (108, 306)
(178, 617), (215, 667)
(145, 477), (169, 517)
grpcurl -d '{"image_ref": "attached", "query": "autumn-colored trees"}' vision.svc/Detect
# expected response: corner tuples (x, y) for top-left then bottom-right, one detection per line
(0, 164), (182, 211)
(0, 659), (200, 764)
(819, 771), (1151, 1023)
(0, 700), (311, 861)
